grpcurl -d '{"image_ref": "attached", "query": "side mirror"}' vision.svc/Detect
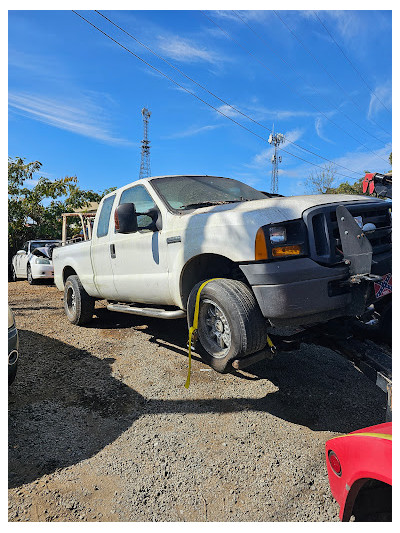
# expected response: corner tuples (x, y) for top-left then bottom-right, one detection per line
(115, 203), (138, 233)
(142, 208), (163, 232)
(16, 250), (26, 255)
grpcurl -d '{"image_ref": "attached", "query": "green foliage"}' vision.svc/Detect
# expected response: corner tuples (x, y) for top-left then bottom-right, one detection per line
(389, 152), (392, 167)
(8, 157), (109, 258)
(326, 177), (364, 195)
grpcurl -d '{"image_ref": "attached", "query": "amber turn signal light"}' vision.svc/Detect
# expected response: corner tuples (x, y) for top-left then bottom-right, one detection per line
(271, 245), (302, 257)
(255, 228), (268, 260)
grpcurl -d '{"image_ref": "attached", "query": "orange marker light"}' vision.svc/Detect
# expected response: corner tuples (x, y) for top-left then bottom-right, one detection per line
(271, 245), (302, 257)
(255, 228), (268, 260)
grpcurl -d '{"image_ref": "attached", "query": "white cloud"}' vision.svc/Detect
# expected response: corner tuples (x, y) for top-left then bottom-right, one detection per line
(283, 128), (304, 144)
(8, 92), (133, 146)
(333, 143), (392, 177)
(315, 117), (333, 144)
(163, 124), (220, 139)
(216, 102), (317, 122)
(157, 35), (223, 64)
(368, 82), (392, 120)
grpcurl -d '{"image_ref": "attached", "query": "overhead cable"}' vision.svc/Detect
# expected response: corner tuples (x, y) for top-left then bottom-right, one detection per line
(201, 10), (388, 165)
(95, 9), (363, 177)
(72, 10), (363, 181)
(313, 11), (392, 116)
(232, 10), (388, 147)
(273, 10), (391, 137)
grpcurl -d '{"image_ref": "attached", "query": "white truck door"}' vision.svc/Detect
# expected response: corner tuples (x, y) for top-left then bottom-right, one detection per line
(90, 193), (119, 300)
(110, 184), (172, 305)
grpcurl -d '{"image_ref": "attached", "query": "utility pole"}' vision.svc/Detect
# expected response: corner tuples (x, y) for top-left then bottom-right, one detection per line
(139, 107), (151, 179)
(268, 126), (285, 194)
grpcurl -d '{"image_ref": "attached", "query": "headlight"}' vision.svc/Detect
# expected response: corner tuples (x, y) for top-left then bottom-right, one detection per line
(34, 257), (50, 265)
(269, 226), (287, 244)
(255, 219), (308, 261)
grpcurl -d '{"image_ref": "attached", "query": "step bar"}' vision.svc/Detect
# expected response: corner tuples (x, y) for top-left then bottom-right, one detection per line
(107, 302), (186, 320)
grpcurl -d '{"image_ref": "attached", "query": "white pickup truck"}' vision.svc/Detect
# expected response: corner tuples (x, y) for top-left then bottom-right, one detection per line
(53, 175), (392, 372)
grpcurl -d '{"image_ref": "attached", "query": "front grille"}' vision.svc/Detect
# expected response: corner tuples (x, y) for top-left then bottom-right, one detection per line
(303, 201), (392, 265)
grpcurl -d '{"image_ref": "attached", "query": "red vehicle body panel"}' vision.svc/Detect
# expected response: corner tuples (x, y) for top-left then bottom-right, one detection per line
(325, 422), (392, 521)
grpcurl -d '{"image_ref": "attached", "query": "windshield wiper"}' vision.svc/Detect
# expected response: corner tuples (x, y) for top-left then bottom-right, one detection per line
(179, 200), (243, 210)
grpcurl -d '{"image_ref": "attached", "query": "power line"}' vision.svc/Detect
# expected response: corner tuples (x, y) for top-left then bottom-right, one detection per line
(313, 11), (392, 116)
(201, 10), (388, 165)
(232, 10), (388, 148)
(273, 10), (392, 137)
(71, 10), (363, 181)
(94, 9), (363, 177)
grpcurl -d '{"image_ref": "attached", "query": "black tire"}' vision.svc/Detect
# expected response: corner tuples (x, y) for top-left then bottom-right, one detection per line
(11, 265), (18, 282)
(187, 278), (268, 372)
(8, 360), (18, 386)
(63, 275), (95, 325)
(27, 264), (37, 285)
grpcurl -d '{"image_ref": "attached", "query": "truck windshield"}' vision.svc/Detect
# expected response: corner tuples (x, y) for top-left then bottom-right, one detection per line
(150, 176), (267, 211)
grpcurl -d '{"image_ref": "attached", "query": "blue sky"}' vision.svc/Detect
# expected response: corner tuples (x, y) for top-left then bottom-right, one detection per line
(8, 8), (392, 196)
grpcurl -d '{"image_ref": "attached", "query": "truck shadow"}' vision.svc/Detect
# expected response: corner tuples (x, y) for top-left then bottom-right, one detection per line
(9, 329), (386, 489)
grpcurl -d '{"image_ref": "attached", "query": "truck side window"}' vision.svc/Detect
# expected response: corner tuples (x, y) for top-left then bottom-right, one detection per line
(119, 185), (157, 231)
(97, 195), (116, 238)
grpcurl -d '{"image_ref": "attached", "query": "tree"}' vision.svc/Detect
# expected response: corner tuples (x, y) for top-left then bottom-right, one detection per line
(325, 176), (364, 195)
(8, 157), (109, 259)
(304, 163), (338, 194)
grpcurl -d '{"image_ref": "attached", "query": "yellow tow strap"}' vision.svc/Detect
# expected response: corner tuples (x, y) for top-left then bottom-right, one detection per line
(185, 278), (220, 389)
(184, 278), (277, 388)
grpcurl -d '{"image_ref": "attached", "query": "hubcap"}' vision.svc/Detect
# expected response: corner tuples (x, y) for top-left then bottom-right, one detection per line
(198, 299), (231, 358)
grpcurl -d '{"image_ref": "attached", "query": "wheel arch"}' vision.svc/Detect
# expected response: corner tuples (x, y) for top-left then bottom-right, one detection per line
(62, 266), (78, 285)
(342, 477), (392, 521)
(179, 253), (246, 308)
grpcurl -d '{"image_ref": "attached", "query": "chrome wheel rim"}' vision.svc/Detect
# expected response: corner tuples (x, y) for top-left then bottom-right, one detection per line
(66, 286), (76, 314)
(198, 299), (231, 358)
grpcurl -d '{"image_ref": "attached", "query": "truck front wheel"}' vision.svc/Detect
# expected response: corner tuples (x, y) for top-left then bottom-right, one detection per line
(187, 278), (268, 373)
(64, 275), (95, 325)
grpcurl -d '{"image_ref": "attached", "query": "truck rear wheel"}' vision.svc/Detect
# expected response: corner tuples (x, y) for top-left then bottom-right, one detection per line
(64, 275), (95, 325)
(187, 278), (268, 373)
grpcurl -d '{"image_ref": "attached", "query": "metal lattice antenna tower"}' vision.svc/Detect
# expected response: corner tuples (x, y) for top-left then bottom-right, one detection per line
(268, 126), (285, 194)
(139, 107), (151, 179)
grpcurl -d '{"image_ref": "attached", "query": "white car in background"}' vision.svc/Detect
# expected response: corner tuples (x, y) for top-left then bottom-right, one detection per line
(11, 240), (61, 284)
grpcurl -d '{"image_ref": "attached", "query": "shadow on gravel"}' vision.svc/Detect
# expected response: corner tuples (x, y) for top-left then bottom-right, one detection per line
(90, 307), (387, 431)
(9, 324), (386, 489)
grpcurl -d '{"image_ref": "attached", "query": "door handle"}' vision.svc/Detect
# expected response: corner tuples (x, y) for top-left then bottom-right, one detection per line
(110, 244), (116, 258)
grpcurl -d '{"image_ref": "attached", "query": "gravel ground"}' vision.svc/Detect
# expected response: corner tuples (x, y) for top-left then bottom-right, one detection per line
(8, 280), (387, 522)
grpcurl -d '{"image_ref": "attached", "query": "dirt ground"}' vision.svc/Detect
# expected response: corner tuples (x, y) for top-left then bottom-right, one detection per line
(8, 280), (387, 522)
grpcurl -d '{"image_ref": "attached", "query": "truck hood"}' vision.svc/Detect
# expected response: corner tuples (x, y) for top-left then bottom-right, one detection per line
(178, 193), (380, 228)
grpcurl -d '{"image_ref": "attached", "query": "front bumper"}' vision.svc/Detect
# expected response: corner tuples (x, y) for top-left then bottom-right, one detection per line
(31, 263), (54, 279)
(240, 256), (390, 326)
